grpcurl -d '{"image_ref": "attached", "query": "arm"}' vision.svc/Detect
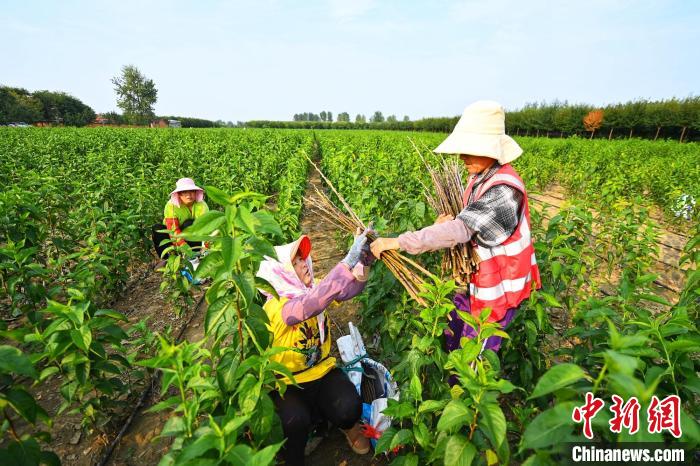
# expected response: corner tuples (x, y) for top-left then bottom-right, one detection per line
(374, 185), (523, 256)
(281, 262), (366, 325)
(397, 220), (473, 255)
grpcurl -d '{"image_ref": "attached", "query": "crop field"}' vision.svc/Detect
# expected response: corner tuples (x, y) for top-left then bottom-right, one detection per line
(0, 128), (698, 465)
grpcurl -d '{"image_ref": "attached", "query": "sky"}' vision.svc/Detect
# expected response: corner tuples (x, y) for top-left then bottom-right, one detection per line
(2, 0), (698, 122)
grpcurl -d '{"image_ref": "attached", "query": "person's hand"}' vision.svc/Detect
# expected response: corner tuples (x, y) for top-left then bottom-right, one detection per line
(342, 225), (373, 268)
(434, 214), (454, 225)
(370, 237), (400, 259)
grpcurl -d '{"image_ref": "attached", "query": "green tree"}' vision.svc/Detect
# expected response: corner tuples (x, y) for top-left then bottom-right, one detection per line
(386, 114), (398, 123)
(355, 114), (366, 123)
(403, 115), (410, 122)
(0, 87), (43, 124)
(370, 111), (384, 123)
(111, 65), (158, 125)
(320, 111), (327, 121)
(33, 90), (95, 126)
(337, 112), (350, 122)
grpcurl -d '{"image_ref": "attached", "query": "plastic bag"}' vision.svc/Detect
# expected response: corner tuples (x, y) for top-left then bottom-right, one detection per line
(337, 322), (398, 448)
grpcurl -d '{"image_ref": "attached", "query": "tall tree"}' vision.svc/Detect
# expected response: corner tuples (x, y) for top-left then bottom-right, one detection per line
(355, 114), (366, 123)
(403, 115), (410, 122)
(111, 65), (158, 125)
(370, 111), (384, 123)
(583, 109), (604, 139)
(327, 111), (333, 122)
(337, 112), (350, 122)
(320, 111), (327, 121)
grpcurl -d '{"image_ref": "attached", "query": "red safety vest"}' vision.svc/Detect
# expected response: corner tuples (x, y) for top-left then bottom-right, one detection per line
(462, 164), (541, 322)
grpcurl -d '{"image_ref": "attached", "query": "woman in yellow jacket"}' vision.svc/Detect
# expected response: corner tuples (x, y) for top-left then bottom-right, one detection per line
(256, 231), (373, 465)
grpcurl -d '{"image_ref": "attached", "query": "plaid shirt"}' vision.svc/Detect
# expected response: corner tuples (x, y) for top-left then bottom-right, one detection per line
(456, 163), (523, 247)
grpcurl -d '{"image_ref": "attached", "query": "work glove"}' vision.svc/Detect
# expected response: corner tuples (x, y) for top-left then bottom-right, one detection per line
(359, 241), (375, 266)
(342, 224), (374, 269)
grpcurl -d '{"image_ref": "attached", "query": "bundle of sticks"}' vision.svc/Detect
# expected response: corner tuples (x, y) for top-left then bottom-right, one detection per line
(304, 157), (435, 306)
(410, 139), (480, 286)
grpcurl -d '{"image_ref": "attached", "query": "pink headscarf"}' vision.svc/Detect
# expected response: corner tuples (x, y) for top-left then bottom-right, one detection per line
(256, 236), (326, 342)
(256, 236), (314, 300)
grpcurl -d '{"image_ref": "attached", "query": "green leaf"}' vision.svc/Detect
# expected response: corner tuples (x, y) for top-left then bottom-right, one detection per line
(236, 204), (259, 234)
(253, 210), (283, 238)
(409, 374), (422, 400)
(232, 271), (255, 307)
(254, 276), (279, 300)
(223, 414), (250, 436)
(382, 400), (414, 419)
(521, 402), (577, 449)
(205, 294), (235, 334)
(178, 432), (219, 462)
(418, 399), (447, 413)
(390, 428), (414, 450)
(221, 236), (242, 272)
(413, 423), (431, 449)
(391, 453), (419, 466)
(245, 316), (271, 350)
(249, 442), (284, 466)
(194, 251), (224, 281)
(444, 434), (476, 466)
(39, 366), (59, 381)
(375, 426), (396, 454)
(94, 309), (128, 321)
(146, 396), (181, 414)
(69, 327), (91, 353)
(160, 416), (185, 436)
(182, 211), (226, 236)
(224, 445), (253, 466)
(0, 345), (37, 378)
(667, 337), (700, 353)
(236, 374), (262, 415)
(479, 401), (507, 450)
(437, 399), (472, 432)
(204, 186), (232, 206)
(6, 387), (40, 423)
(528, 363), (588, 399)
(539, 291), (563, 308)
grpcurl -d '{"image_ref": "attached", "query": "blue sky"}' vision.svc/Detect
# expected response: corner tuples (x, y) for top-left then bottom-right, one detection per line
(2, 0), (698, 122)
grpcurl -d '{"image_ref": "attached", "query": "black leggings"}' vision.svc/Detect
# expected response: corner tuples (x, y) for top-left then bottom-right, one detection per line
(151, 219), (199, 258)
(271, 368), (362, 466)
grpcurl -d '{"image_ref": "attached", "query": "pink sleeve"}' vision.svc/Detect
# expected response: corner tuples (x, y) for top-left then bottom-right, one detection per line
(397, 219), (473, 255)
(281, 263), (367, 325)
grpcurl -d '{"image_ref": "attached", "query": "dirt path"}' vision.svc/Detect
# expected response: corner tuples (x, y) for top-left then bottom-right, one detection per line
(16, 263), (203, 466)
(302, 168), (386, 466)
(102, 167), (384, 466)
(106, 292), (207, 466)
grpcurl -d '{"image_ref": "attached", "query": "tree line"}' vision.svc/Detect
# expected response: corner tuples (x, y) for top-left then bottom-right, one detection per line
(506, 97), (700, 142)
(293, 110), (411, 124)
(0, 86), (96, 126)
(249, 97), (700, 142)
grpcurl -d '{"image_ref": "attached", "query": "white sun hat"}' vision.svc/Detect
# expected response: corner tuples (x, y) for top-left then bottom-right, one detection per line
(434, 100), (523, 164)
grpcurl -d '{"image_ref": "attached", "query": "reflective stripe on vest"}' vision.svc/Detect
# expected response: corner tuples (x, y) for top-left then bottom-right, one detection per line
(475, 215), (531, 261)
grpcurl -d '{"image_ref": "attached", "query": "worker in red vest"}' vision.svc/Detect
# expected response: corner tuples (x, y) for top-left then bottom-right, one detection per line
(371, 100), (541, 353)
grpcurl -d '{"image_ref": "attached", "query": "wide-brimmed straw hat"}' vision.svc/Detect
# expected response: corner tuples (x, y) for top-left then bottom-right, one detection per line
(434, 100), (523, 165)
(170, 178), (205, 206)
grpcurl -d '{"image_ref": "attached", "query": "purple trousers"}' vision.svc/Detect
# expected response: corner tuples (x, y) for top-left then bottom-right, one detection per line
(444, 293), (517, 353)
